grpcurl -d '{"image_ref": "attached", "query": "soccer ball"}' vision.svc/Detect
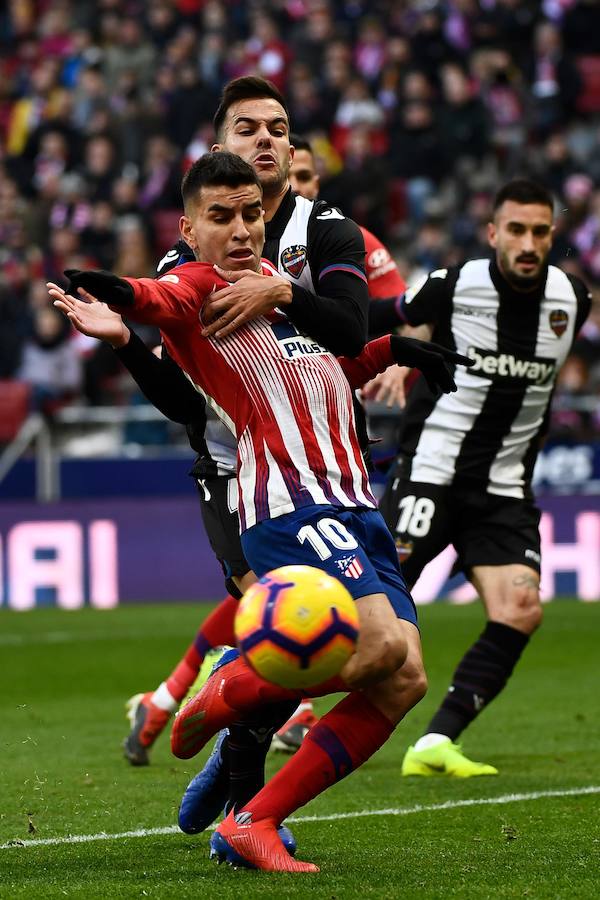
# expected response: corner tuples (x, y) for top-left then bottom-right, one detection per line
(235, 565), (359, 689)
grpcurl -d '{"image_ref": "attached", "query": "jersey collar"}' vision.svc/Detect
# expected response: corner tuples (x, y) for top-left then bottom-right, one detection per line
(489, 258), (547, 305)
(265, 186), (299, 241)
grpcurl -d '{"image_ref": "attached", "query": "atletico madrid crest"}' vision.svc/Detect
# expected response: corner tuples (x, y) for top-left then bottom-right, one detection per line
(336, 555), (364, 580)
(549, 309), (568, 337)
(281, 245), (307, 278)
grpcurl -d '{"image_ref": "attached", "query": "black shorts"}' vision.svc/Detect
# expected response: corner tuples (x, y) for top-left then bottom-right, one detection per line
(195, 473), (250, 591)
(379, 461), (542, 589)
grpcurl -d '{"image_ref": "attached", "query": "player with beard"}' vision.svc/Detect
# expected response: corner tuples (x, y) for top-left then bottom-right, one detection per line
(378, 179), (591, 776)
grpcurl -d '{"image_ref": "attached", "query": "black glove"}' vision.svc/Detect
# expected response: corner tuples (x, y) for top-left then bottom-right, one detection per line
(64, 269), (135, 306)
(390, 335), (474, 395)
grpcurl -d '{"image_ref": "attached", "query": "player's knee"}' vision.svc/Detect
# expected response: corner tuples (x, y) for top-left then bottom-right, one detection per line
(379, 632), (408, 676)
(345, 631), (407, 688)
(503, 585), (543, 634)
(519, 597), (543, 633)
(365, 662), (427, 724)
(407, 665), (428, 707)
(397, 655), (428, 709)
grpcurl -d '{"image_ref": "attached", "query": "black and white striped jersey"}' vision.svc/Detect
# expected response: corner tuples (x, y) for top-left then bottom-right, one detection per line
(397, 258), (591, 500)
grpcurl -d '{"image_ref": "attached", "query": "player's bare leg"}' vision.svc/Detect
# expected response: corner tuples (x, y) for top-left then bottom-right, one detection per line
(363, 623), (427, 723)
(172, 590), (409, 759)
(340, 592), (408, 688)
(270, 586), (405, 753)
(403, 563), (541, 777)
(211, 617), (426, 872)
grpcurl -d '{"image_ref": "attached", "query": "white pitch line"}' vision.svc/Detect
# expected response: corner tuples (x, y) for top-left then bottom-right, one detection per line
(1, 785), (598, 851)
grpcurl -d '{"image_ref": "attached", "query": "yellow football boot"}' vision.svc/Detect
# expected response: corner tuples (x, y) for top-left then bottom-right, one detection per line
(402, 738), (498, 777)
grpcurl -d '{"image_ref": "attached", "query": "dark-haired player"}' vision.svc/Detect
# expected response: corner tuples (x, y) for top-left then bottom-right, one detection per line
(56, 150), (472, 872)
(379, 178), (591, 776)
(119, 77), (386, 765)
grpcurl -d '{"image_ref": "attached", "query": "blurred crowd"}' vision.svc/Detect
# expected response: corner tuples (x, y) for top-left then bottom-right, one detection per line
(0, 0), (599, 443)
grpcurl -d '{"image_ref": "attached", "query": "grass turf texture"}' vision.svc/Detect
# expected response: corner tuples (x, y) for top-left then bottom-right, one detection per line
(0, 600), (598, 898)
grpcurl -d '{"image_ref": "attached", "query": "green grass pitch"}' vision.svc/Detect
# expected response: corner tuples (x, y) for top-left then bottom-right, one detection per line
(0, 600), (598, 898)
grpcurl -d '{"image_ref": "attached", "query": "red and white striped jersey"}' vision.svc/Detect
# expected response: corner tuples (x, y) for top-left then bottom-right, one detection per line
(122, 261), (378, 531)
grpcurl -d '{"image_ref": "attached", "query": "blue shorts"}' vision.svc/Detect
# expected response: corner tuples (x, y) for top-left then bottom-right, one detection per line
(241, 504), (418, 627)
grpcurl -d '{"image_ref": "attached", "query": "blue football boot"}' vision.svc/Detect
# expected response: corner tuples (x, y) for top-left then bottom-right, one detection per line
(177, 649), (240, 833)
(178, 729), (229, 834)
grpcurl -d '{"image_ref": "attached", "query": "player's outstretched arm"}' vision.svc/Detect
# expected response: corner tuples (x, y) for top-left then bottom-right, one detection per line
(339, 333), (474, 398)
(63, 267), (209, 328)
(63, 269), (135, 307)
(389, 334), (474, 395)
(367, 294), (406, 336)
(49, 282), (207, 425)
(48, 282), (131, 348)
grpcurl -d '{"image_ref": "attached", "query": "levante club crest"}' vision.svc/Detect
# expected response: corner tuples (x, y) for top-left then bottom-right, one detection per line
(549, 309), (569, 337)
(281, 245), (307, 278)
(395, 539), (414, 563)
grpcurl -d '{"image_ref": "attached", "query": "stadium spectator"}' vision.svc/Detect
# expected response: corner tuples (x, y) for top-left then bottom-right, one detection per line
(527, 20), (582, 138)
(17, 304), (82, 414)
(0, 0), (597, 432)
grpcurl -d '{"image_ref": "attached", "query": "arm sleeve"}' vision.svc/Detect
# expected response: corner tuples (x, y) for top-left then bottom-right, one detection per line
(117, 264), (222, 327)
(567, 273), (592, 336)
(337, 335), (394, 389)
(285, 208), (369, 357)
(368, 295), (405, 335)
(396, 268), (456, 327)
(114, 329), (206, 424)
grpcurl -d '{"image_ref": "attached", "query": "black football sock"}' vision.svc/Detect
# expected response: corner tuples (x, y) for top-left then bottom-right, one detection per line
(425, 621), (530, 741)
(226, 700), (299, 813)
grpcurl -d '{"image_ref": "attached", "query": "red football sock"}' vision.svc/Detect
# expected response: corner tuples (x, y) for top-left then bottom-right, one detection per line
(240, 692), (394, 825)
(224, 664), (348, 711)
(223, 660), (300, 709)
(165, 594), (238, 702)
(165, 658), (198, 703)
(194, 593), (238, 652)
